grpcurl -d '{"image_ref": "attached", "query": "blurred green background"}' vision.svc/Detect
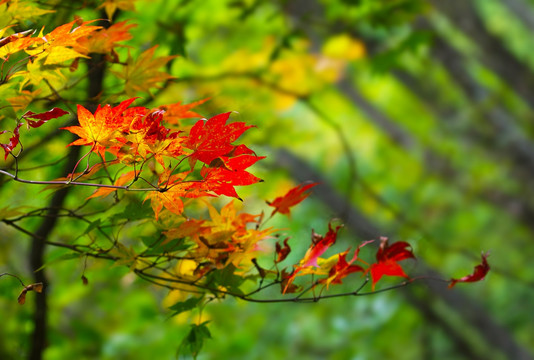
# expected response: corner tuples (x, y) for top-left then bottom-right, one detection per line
(1, 0), (534, 359)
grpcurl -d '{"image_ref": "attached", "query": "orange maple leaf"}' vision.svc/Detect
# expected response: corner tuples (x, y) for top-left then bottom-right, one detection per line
(79, 20), (135, 56)
(159, 98), (209, 124)
(266, 182), (318, 217)
(62, 98), (137, 155)
(146, 171), (212, 220)
(185, 200), (269, 272)
(0, 29), (43, 59)
(41, 20), (101, 64)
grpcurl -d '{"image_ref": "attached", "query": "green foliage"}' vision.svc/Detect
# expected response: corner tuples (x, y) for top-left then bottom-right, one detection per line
(178, 321), (212, 359)
(1, 0), (533, 359)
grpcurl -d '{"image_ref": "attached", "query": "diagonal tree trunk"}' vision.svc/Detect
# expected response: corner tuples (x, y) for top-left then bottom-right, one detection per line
(504, 0), (534, 32)
(427, 0), (534, 108)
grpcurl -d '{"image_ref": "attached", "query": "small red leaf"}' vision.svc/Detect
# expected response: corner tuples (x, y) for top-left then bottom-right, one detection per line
(449, 252), (490, 288)
(368, 237), (415, 289)
(23, 107), (69, 126)
(0, 123), (23, 159)
(275, 238), (291, 263)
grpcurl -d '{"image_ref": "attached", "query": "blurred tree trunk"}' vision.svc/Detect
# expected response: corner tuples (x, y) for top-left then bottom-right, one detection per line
(29, 147), (80, 360)
(28, 49), (107, 360)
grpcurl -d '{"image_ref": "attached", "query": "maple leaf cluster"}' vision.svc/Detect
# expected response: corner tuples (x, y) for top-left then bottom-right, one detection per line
(0, 12), (168, 109)
(164, 201), (272, 277)
(60, 98), (263, 219)
(266, 184), (491, 294)
(280, 228), (415, 293)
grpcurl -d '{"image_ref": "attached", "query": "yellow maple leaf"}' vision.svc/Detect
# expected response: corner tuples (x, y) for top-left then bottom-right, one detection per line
(40, 20), (100, 60)
(0, 0), (54, 27)
(44, 46), (88, 65)
(0, 28), (42, 59)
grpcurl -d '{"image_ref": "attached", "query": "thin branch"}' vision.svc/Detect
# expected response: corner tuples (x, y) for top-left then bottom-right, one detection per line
(0, 272), (26, 287)
(0, 168), (160, 191)
(134, 268), (426, 304)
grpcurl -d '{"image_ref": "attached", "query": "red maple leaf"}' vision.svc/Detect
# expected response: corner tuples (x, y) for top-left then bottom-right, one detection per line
(368, 237), (415, 290)
(1, 108), (68, 159)
(22, 107), (69, 128)
(266, 182), (318, 217)
(319, 250), (364, 288)
(182, 112), (253, 166)
(198, 154), (264, 199)
(120, 108), (185, 166)
(0, 123), (23, 159)
(449, 252), (490, 288)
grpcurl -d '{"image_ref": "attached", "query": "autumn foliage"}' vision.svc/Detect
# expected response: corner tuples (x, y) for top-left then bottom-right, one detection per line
(0, 1), (490, 358)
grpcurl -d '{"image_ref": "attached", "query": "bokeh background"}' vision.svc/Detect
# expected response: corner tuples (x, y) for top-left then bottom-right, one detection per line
(1, 0), (534, 359)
